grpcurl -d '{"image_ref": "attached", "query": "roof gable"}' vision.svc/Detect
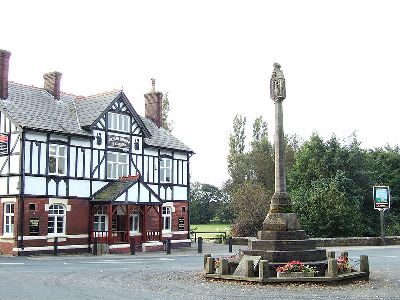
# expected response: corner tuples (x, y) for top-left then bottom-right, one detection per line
(79, 91), (150, 137)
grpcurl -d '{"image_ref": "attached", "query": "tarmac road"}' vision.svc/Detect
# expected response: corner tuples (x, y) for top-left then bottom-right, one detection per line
(0, 244), (399, 300)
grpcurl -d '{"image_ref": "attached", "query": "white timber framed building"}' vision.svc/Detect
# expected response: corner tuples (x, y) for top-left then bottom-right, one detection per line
(0, 49), (193, 255)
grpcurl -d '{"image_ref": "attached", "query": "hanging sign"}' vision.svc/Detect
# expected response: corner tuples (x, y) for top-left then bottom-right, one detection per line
(107, 134), (130, 149)
(373, 186), (390, 210)
(0, 133), (9, 156)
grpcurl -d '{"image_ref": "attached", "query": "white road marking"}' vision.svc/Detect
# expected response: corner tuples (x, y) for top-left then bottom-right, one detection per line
(159, 258), (175, 261)
(0, 262), (25, 265)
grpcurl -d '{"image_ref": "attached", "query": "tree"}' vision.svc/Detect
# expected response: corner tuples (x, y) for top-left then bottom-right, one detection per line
(162, 92), (173, 132)
(225, 115), (275, 236)
(190, 182), (228, 224)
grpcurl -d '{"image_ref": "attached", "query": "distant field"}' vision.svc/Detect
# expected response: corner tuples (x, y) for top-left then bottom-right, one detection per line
(190, 223), (231, 240)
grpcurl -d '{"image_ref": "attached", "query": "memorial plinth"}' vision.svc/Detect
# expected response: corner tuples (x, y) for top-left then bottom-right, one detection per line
(242, 63), (326, 263)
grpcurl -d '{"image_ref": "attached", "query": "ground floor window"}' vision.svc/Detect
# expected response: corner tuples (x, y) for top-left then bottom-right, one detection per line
(48, 204), (66, 235)
(3, 203), (14, 236)
(162, 206), (172, 232)
(94, 215), (107, 231)
(130, 213), (141, 233)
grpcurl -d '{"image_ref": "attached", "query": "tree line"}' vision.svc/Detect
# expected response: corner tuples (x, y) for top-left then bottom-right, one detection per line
(190, 114), (400, 238)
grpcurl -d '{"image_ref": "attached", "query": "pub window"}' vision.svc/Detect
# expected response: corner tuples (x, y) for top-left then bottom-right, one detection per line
(49, 144), (67, 175)
(130, 213), (141, 233)
(162, 206), (172, 232)
(108, 112), (129, 132)
(160, 158), (172, 183)
(3, 203), (14, 236)
(107, 152), (129, 179)
(47, 204), (66, 235)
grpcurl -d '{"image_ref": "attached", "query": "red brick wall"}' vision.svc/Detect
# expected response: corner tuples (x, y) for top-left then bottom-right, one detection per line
(171, 201), (189, 233)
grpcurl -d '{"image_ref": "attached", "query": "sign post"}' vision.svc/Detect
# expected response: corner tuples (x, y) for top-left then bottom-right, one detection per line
(373, 186), (390, 246)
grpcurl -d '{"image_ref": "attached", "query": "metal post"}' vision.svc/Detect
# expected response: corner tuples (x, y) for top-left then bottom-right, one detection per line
(93, 237), (98, 255)
(228, 237), (233, 253)
(54, 237), (58, 256)
(198, 237), (203, 253)
(130, 239), (135, 255)
(166, 238), (171, 254)
(380, 209), (386, 245)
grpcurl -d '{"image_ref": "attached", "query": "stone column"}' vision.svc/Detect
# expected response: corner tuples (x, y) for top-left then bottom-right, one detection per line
(262, 63), (299, 231)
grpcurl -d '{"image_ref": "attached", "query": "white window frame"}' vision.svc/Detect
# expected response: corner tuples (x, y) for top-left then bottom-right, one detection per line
(107, 152), (129, 179)
(47, 204), (66, 236)
(3, 203), (14, 237)
(162, 206), (172, 232)
(48, 144), (67, 176)
(94, 215), (108, 232)
(108, 112), (130, 132)
(130, 213), (141, 234)
(160, 158), (172, 183)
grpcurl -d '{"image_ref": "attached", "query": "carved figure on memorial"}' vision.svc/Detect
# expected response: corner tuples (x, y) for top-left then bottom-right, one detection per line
(270, 63), (286, 103)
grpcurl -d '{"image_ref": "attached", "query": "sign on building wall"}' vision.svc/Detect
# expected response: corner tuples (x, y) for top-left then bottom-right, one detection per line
(0, 133), (9, 156)
(107, 134), (130, 149)
(178, 217), (185, 231)
(373, 186), (390, 210)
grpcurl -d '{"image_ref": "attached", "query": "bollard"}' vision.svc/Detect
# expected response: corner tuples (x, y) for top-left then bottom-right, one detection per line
(327, 258), (338, 278)
(130, 239), (135, 255)
(244, 260), (254, 277)
(228, 237), (233, 253)
(259, 260), (269, 279)
(219, 258), (229, 275)
(198, 237), (203, 253)
(166, 238), (171, 255)
(93, 237), (98, 255)
(204, 254), (211, 269)
(54, 237), (58, 256)
(205, 257), (215, 274)
(327, 250), (335, 259)
(360, 255), (369, 273)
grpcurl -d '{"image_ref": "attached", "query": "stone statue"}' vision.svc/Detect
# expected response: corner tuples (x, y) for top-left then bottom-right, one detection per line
(270, 63), (286, 102)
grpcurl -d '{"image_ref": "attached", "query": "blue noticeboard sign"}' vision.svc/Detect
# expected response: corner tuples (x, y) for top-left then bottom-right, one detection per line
(373, 186), (390, 210)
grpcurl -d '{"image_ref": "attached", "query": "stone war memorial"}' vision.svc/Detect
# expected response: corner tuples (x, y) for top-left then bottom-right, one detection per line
(204, 63), (370, 284)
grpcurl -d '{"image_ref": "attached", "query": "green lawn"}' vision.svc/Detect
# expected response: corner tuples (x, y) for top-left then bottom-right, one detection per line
(190, 223), (231, 240)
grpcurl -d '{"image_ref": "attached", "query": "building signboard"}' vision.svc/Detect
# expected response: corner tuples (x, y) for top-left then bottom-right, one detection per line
(373, 186), (390, 210)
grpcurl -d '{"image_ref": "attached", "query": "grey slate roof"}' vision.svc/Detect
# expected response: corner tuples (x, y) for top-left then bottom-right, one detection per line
(1, 82), (90, 136)
(75, 90), (121, 128)
(91, 180), (135, 202)
(141, 117), (193, 153)
(1, 82), (193, 153)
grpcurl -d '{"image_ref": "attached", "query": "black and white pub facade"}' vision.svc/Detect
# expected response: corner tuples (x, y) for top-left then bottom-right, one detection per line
(0, 49), (193, 255)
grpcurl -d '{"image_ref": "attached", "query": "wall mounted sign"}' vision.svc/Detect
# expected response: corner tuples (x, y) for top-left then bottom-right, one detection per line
(107, 134), (130, 149)
(178, 217), (185, 231)
(29, 218), (40, 236)
(0, 133), (9, 156)
(373, 186), (390, 210)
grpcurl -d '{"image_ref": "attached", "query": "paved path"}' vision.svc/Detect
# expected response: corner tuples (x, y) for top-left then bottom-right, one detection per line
(0, 244), (399, 299)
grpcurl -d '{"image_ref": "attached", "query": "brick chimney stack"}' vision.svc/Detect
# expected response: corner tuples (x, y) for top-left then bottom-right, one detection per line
(43, 71), (62, 100)
(144, 78), (163, 128)
(0, 49), (11, 100)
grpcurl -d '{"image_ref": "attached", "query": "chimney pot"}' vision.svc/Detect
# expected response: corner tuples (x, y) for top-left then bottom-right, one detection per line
(44, 71), (62, 100)
(0, 49), (11, 100)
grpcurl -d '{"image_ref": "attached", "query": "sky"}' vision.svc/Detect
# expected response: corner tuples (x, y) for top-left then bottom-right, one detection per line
(2, 0), (400, 187)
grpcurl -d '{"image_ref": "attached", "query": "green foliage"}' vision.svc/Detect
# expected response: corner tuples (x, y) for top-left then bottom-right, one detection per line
(189, 182), (231, 224)
(225, 115), (276, 236)
(230, 181), (270, 237)
(162, 92), (173, 132)
(291, 171), (363, 237)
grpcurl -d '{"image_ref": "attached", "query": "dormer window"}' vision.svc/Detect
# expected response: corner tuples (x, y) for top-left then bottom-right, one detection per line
(108, 112), (129, 132)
